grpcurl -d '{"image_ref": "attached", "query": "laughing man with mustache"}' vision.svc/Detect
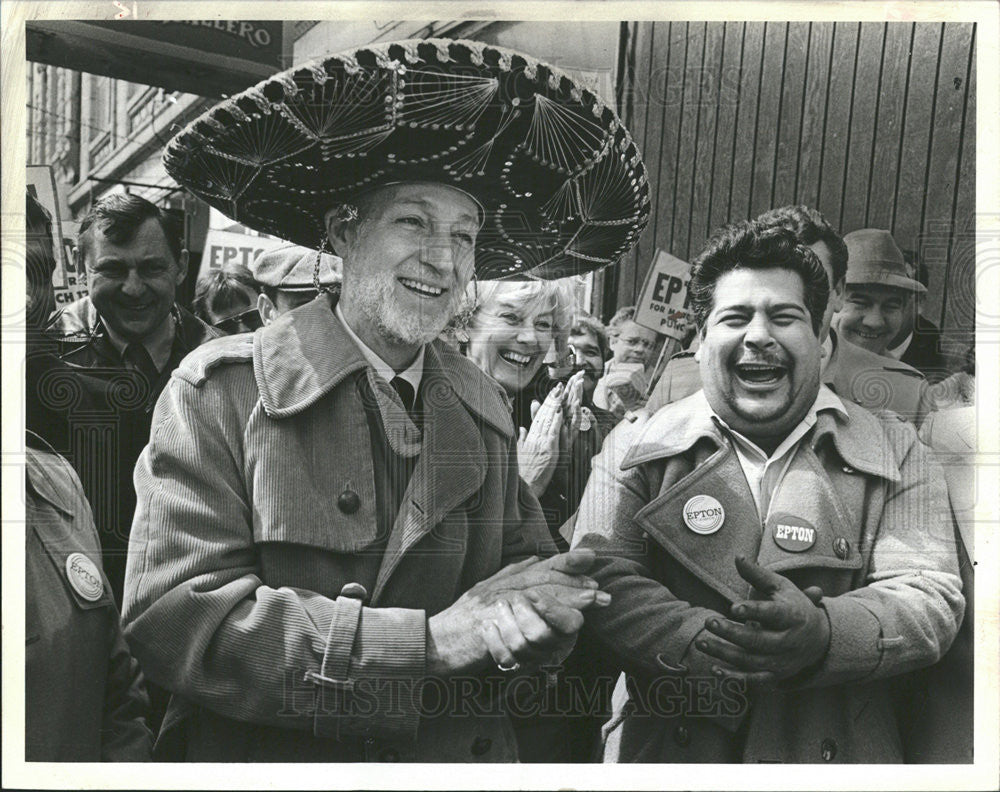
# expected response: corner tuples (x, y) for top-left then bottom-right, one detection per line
(571, 221), (963, 763)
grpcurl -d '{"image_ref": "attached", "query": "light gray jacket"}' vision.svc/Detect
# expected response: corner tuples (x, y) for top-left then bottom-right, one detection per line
(572, 389), (963, 763)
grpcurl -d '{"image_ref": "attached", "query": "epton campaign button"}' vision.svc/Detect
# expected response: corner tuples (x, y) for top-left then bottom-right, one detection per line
(682, 495), (725, 535)
(65, 552), (104, 601)
(770, 514), (817, 553)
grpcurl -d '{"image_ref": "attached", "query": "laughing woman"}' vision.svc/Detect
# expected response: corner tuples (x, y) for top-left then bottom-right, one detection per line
(460, 279), (617, 762)
(461, 279), (594, 548)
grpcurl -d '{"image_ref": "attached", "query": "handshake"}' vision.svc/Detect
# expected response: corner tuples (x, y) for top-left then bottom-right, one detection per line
(427, 549), (609, 676)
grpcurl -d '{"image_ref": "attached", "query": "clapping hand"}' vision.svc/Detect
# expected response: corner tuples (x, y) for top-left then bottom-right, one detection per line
(695, 556), (830, 687)
(517, 382), (566, 497)
(426, 550), (611, 676)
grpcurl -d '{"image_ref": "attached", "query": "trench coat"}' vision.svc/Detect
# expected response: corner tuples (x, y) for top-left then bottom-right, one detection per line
(25, 441), (153, 761)
(571, 389), (964, 763)
(122, 295), (553, 762)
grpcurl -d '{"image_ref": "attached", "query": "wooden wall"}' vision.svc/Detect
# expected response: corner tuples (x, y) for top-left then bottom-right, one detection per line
(601, 21), (976, 346)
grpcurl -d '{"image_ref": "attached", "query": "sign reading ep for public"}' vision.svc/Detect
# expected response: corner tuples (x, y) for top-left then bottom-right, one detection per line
(633, 249), (694, 341)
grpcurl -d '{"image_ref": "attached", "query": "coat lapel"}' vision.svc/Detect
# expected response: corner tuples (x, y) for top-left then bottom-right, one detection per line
(633, 445), (763, 603)
(371, 366), (487, 602)
(754, 444), (864, 575)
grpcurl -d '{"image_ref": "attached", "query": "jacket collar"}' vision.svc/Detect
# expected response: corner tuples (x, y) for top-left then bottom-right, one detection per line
(45, 296), (219, 354)
(825, 328), (924, 382)
(624, 387), (900, 482)
(253, 293), (513, 437)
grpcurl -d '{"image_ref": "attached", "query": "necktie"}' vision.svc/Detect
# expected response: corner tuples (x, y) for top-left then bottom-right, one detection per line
(390, 376), (415, 415)
(123, 342), (161, 392)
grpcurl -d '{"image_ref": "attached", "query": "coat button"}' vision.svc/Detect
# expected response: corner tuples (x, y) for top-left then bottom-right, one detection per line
(338, 489), (360, 514)
(821, 738), (838, 762)
(673, 725), (690, 747)
(833, 538), (850, 559)
(470, 736), (492, 756)
(340, 582), (368, 601)
(379, 748), (399, 762)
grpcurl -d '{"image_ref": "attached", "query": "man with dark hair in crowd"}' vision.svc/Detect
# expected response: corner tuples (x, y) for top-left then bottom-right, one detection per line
(647, 206), (928, 424)
(37, 192), (220, 605)
(192, 264), (262, 334)
(567, 312), (611, 406)
(24, 190), (154, 762)
(572, 221), (962, 762)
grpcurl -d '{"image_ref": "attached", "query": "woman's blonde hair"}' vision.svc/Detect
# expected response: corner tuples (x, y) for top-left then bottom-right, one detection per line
(455, 278), (578, 351)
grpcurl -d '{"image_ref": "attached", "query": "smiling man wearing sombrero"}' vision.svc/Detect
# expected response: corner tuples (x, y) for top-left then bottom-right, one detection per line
(121, 38), (648, 762)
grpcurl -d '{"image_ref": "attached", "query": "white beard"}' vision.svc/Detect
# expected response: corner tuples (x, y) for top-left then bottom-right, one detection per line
(347, 267), (459, 347)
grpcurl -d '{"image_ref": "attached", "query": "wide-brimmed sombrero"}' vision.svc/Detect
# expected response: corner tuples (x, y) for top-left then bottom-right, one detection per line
(163, 38), (649, 280)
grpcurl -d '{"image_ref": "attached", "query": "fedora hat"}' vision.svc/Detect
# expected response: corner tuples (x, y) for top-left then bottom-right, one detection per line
(843, 229), (926, 293)
(164, 38), (650, 280)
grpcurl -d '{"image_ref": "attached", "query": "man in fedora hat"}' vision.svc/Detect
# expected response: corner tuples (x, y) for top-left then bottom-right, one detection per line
(122, 38), (649, 762)
(646, 207), (929, 424)
(249, 242), (342, 324)
(834, 229), (930, 359)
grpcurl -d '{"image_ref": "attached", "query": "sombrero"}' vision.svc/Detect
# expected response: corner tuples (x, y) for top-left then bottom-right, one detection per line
(163, 38), (650, 280)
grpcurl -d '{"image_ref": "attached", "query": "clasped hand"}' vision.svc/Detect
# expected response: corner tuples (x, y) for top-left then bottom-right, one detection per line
(695, 556), (831, 687)
(427, 549), (610, 676)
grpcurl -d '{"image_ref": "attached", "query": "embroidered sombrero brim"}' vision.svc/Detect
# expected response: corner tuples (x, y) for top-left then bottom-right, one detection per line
(163, 38), (650, 280)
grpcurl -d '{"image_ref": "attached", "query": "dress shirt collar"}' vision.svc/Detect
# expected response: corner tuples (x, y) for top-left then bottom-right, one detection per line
(103, 310), (176, 372)
(334, 302), (424, 393)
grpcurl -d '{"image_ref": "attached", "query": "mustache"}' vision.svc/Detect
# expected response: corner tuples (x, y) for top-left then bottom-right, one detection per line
(734, 352), (787, 368)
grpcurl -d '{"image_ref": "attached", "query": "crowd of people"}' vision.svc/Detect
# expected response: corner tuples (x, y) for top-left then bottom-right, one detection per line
(22, 37), (974, 765)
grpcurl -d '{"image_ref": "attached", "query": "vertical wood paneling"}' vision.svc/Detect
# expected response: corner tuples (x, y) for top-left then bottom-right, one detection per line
(730, 22), (766, 222)
(708, 22), (745, 234)
(942, 28), (976, 340)
(867, 23), (912, 228)
(772, 21), (810, 207)
(817, 22), (860, 224)
(839, 22), (885, 232)
(749, 22), (787, 219)
(922, 23), (973, 327)
(626, 22), (681, 307)
(892, 23), (941, 250)
(796, 23), (834, 209)
(671, 22), (706, 259)
(610, 21), (974, 340)
(689, 22), (727, 257)
(613, 21), (653, 311)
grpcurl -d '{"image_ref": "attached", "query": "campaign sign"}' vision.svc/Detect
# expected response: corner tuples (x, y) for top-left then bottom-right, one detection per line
(198, 229), (284, 281)
(634, 249), (694, 341)
(27, 165), (86, 308)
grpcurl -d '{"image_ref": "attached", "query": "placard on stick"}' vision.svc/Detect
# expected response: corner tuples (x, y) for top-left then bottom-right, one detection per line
(633, 249), (693, 341)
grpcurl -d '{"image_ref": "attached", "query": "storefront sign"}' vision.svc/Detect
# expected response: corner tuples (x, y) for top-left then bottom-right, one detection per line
(27, 20), (284, 98)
